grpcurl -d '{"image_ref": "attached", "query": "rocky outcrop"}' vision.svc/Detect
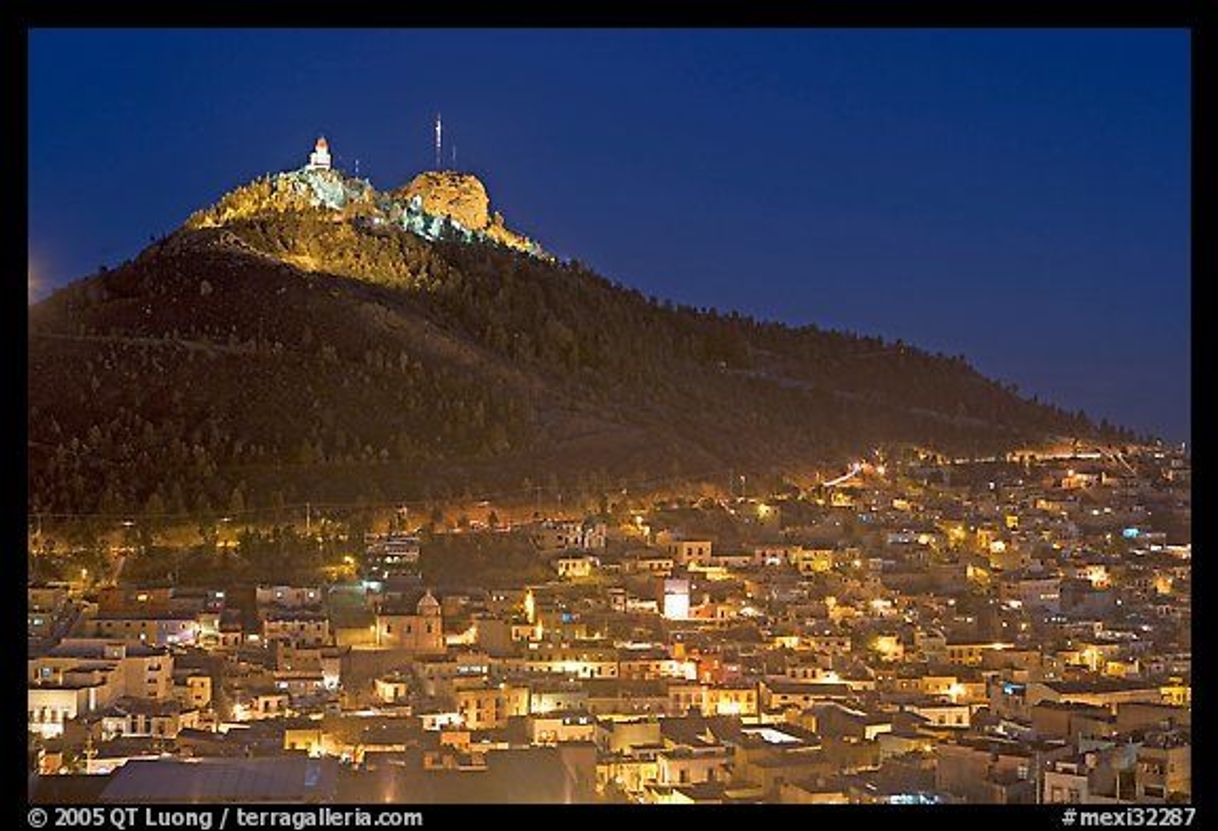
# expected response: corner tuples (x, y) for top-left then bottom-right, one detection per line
(398, 171), (491, 231)
(397, 171), (541, 256)
(187, 166), (547, 258)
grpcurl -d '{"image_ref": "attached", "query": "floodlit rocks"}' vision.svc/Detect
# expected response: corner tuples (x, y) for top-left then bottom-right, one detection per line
(398, 171), (541, 256)
(186, 165), (545, 259)
(398, 171), (492, 232)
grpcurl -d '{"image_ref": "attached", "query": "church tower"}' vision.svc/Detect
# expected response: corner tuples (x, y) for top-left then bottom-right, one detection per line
(307, 136), (332, 171)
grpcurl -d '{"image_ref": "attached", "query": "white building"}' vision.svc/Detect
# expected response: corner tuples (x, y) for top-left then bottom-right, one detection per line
(28, 640), (174, 738)
(307, 136), (331, 171)
(662, 578), (691, 620)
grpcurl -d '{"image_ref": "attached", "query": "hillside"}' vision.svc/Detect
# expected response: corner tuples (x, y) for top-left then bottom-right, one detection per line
(27, 166), (1133, 525)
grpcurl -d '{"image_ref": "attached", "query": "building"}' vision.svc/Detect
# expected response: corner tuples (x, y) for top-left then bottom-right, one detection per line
(555, 557), (596, 579)
(89, 613), (201, 647)
(261, 612), (330, 648)
(1135, 731), (1190, 802)
(28, 641), (174, 738)
(98, 697), (199, 740)
(307, 136), (331, 171)
(374, 590), (444, 654)
(454, 684), (530, 730)
(255, 586), (322, 610)
(532, 520), (607, 553)
(363, 533), (421, 581)
(99, 757), (339, 802)
(660, 578), (691, 620)
(665, 539), (713, 567)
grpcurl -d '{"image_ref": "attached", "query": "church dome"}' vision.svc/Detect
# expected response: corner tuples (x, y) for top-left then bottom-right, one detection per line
(416, 589), (440, 616)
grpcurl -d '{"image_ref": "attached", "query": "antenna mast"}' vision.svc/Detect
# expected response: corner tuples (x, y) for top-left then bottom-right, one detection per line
(434, 113), (443, 169)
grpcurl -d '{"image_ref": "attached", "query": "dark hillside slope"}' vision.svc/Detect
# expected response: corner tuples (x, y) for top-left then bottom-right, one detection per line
(28, 194), (1127, 522)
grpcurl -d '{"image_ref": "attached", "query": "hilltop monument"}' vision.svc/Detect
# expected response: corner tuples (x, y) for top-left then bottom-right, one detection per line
(307, 136), (332, 171)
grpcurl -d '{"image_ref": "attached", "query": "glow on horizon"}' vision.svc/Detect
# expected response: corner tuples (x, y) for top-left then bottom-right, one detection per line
(28, 258), (43, 304)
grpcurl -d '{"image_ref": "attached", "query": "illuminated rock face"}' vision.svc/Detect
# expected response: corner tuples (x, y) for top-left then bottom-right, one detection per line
(397, 171), (539, 255)
(398, 171), (491, 232)
(187, 164), (548, 258)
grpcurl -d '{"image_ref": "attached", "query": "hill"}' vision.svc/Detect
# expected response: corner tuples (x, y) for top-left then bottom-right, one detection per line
(27, 165), (1135, 525)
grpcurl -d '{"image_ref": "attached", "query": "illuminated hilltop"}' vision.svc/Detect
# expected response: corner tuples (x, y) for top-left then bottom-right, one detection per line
(187, 136), (547, 259)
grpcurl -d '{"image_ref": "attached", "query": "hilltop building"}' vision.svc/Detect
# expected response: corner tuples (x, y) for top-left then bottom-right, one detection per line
(307, 136), (331, 171)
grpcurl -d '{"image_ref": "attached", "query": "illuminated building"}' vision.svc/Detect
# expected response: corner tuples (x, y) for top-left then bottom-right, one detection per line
(261, 611), (330, 648)
(374, 589), (444, 654)
(706, 683), (758, 716)
(454, 683), (530, 729)
(661, 578), (690, 620)
(663, 538), (713, 566)
(307, 136), (331, 171)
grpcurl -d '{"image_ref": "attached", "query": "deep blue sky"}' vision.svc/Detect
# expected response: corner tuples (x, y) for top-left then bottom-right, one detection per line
(28, 29), (1190, 441)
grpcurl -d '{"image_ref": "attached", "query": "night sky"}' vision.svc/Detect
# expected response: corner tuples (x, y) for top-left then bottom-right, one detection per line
(27, 29), (1190, 441)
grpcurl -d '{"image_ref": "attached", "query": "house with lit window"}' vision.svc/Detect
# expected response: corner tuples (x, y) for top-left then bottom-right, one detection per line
(706, 683), (758, 717)
(97, 697), (200, 740)
(28, 640), (174, 738)
(256, 585), (323, 610)
(663, 537), (714, 567)
(88, 612), (202, 647)
(656, 745), (731, 788)
(261, 611), (331, 648)
(453, 683), (529, 729)
(528, 710), (597, 744)
(554, 556), (597, 579)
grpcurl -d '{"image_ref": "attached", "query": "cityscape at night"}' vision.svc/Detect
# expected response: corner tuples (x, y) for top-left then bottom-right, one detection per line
(25, 26), (1192, 812)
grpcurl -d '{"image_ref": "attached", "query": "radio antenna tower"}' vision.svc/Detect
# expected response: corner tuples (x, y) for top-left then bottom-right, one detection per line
(434, 113), (443, 169)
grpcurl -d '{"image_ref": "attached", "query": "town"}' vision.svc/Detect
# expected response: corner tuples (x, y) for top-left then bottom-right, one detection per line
(27, 443), (1191, 804)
